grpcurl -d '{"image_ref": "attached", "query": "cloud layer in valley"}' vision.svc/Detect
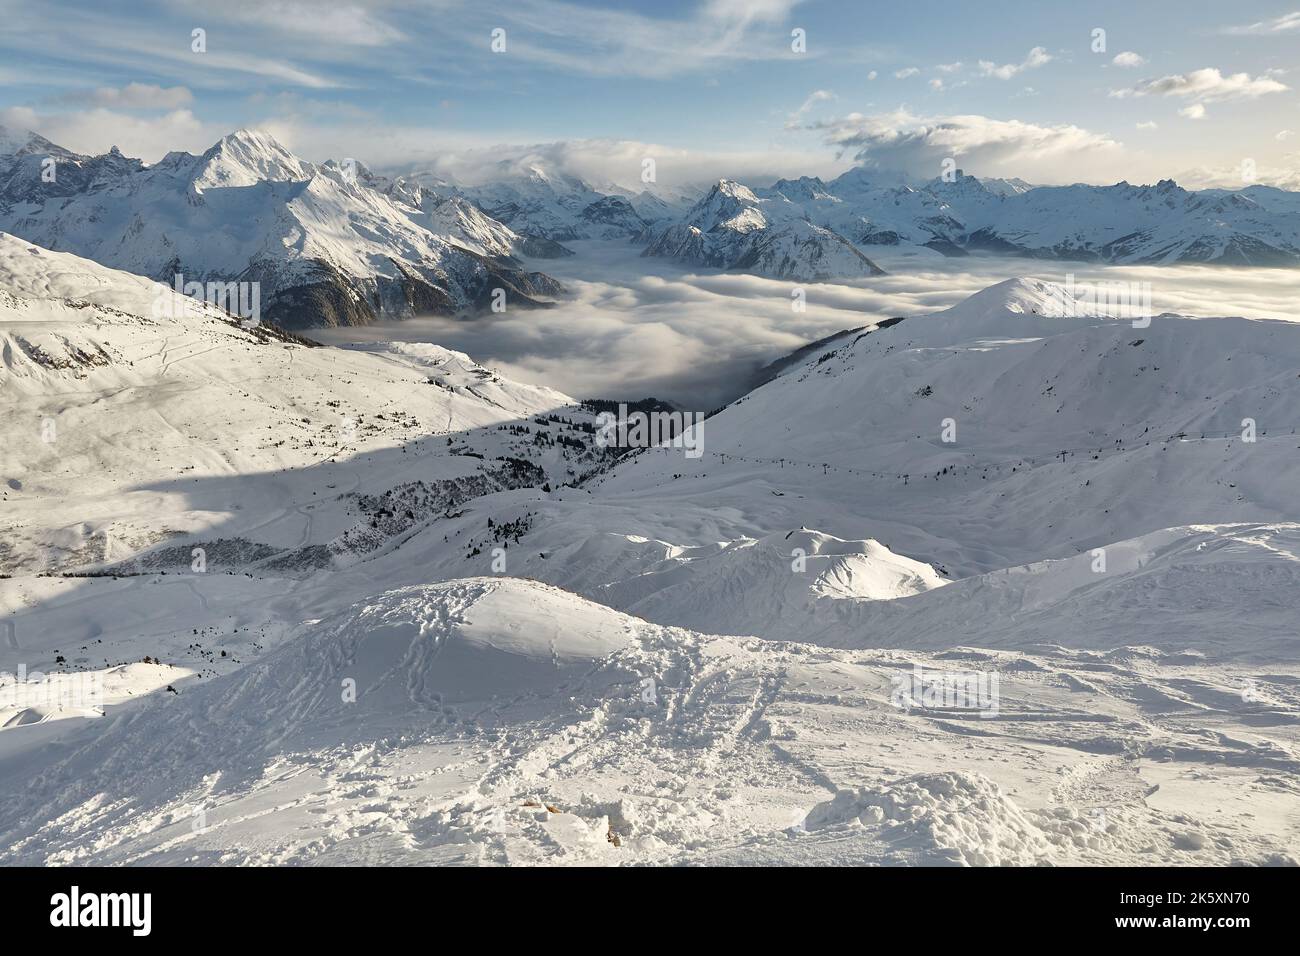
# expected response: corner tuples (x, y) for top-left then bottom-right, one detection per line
(312, 242), (1300, 411)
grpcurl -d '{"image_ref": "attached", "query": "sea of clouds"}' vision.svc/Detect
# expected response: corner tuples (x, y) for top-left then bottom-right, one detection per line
(314, 242), (1300, 411)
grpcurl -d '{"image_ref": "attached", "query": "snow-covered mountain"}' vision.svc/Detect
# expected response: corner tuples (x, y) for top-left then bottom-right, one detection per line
(0, 127), (566, 328)
(0, 234), (612, 579)
(449, 160), (652, 241)
(5, 121), (1297, 305)
(447, 276), (1300, 634)
(797, 168), (1300, 266)
(386, 184), (573, 260)
(3, 233), (1299, 865)
(641, 179), (887, 280)
(0, 130), (143, 203)
(642, 166), (1300, 273)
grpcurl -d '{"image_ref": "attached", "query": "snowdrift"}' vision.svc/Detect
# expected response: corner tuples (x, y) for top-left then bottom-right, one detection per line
(0, 579), (650, 863)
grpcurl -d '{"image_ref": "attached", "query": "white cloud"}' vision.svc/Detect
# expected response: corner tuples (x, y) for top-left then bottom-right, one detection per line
(1112, 67), (1288, 103)
(1277, 130), (1294, 141)
(935, 62), (964, 74)
(1, 2), (345, 90)
(312, 244), (1300, 408)
(1180, 104), (1207, 120)
(867, 71), (878, 81)
(349, 133), (847, 191)
(63, 84), (194, 110)
(1136, 121), (1159, 130)
(1111, 52), (1146, 68)
(168, 0), (408, 47)
(1224, 11), (1300, 35)
(977, 47), (1051, 80)
(0, 106), (216, 159)
(790, 89), (835, 121)
(894, 67), (920, 79)
(7, 0), (801, 88)
(493, 141), (846, 191)
(802, 108), (1123, 183)
(469, 0), (804, 78)
(929, 79), (944, 91)
(1177, 160), (1300, 191)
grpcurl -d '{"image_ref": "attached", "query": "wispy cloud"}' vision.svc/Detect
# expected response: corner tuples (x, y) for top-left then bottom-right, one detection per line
(0, 105), (215, 158)
(377, 136), (844, 191)
(58, 83), (194, 110)
(168, 0), (410, 47)
(977, 47), (1051, 80)
(1111, 52), (1146, 68)
(469, 0), (805, 78)
(801, 108), (1121, 182)
(0, 2), (346, 89)
(1224, 11), (1300, 35)
(1110, 67), (1288, 117)
(788, 89), (835, 123)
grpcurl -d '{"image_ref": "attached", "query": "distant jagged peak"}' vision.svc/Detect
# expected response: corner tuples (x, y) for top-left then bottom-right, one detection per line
(0, 125), (80, 160)
(477, 154), (597, 198)
(192, 127), (313, 189)
(709, 178), (760, 201)
(215, 127), (293, 154)
(764, 175), (835, 203)
(0, 124), (38, 156)
(683, 178), (769, 230)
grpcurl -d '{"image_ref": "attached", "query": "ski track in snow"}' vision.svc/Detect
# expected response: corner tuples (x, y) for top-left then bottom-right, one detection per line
(0, 237), (1298, 866)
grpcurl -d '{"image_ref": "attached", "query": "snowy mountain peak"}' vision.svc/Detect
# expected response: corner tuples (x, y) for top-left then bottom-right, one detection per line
(899, 276), (1120, 345)
(828, 165), (916, 196)
(711, 179), (760, 202)
(963, 276), (1068, 310)
(683, 179), (768, 232)
(0, 125), (64, 159)
(193, 128), (311, 189)
(765, 176), (835, 203)
(0, 131), (566, 327)
(483, 156), (593, 199)
(977, 175), (1035, 196)
(0, 125), (35, 156)
(944, 276), (1090, 323)
(644, 175), (886, 280)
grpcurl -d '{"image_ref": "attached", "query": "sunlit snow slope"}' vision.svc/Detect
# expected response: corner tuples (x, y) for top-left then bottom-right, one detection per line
(1, 241), (1297, 867)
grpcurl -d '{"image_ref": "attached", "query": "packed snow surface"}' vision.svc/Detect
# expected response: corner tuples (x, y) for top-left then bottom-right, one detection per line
(1, 238), (1297, 866)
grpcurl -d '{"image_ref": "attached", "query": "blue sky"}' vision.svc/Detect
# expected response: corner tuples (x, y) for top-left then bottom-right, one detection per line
(1, 0), (1297, 187)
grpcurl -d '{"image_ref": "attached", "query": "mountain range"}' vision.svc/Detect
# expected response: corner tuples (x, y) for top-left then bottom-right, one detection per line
(0, 128), (567, 328)
(2, 126), (1299, 332)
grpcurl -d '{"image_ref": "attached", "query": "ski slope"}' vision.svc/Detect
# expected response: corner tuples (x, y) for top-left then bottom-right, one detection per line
(1, 239), (1297, 866)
